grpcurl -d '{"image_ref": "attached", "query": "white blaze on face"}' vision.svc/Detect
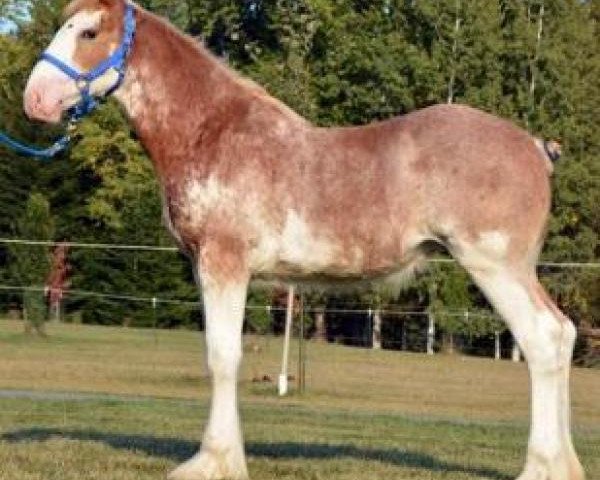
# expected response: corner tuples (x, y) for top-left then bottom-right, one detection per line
(24, 9), (118, 122)
(48, 11), (103, 65)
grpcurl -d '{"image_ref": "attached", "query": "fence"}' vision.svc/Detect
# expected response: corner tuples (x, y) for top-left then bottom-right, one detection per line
(0, 285), (510, 352)
(0, 237), (598, 377)
(0, 283), (596, 382)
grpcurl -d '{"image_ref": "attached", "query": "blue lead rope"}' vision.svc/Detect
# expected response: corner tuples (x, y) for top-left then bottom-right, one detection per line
(0, 130), (71, 159)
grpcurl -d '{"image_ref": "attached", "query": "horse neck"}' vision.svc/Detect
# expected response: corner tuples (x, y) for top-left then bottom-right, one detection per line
(114, 8), (254, 178)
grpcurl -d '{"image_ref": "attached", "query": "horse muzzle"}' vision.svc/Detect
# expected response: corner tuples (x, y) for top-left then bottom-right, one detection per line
(23, 81), (65, 124)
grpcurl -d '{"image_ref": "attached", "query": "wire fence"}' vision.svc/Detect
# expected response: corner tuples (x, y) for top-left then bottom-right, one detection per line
(0, 237), (598, 377)
(0, 239), (598, 435)
(2, 237), (600, 268)
(0, 281), (586, 366)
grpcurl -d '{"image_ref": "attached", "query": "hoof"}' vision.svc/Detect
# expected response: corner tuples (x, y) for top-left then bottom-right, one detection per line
(168, 449), (249, 480)
(516, 452), (585, 480)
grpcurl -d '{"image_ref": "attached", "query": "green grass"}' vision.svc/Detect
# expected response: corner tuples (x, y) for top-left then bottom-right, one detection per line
(0, 320), (599, 479)
(0, 398), (599, 480)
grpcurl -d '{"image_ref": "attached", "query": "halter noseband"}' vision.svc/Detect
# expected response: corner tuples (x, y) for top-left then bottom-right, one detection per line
(40, 2), (136, 121)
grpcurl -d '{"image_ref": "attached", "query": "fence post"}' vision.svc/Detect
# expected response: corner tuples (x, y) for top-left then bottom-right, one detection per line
(22, 290), (31, 334)
(298, 293), (306, 394)
(372, 309), (382, 350)
(494, 330), (501, 360)
(512, 339), (521, 362)
(314, 306), (327, 342)
(427, 312), (435, 355)
(151, 297), (158, 346)
(51, 295), (61, 323)
(279, 285), (294, 396)
(151, 296), (158, 375)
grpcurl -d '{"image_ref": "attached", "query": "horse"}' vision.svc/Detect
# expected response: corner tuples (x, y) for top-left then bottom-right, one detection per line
(23, 1), (584, 480)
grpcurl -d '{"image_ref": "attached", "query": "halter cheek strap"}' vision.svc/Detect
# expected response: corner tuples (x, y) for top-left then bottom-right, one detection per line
(40, 2), (136, 121)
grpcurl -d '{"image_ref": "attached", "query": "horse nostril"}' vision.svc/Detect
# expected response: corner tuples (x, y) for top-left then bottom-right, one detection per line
(25, 89), (42, 111)
(24, 85), (63, 122)
(25, 88), (49, 119)
(31, 89), (42, 107)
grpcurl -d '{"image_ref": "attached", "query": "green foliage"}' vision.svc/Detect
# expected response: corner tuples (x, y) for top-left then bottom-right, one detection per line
(426, 264), (472, 334)
(245, 288), (274, 334)
(22, 288), (46, 335)
(70, 103), (154, 230)
(0, 0), (598, 344)
(7, 193), (54, 334)
(312, 2), (434, 124)
(9, 193), (54, 284)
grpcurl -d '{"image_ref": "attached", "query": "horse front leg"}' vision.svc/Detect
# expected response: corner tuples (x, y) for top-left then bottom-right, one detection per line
(169, 259), (250, 480)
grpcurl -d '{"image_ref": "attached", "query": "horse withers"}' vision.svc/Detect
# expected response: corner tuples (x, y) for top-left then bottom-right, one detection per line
(23, 1), (585, 480)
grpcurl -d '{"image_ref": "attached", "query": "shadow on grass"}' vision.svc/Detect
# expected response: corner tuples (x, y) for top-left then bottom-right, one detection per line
(2, 428), (512, 480)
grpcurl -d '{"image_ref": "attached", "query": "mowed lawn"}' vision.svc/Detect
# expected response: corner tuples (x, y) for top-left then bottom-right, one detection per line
(0, 320), (598, 480)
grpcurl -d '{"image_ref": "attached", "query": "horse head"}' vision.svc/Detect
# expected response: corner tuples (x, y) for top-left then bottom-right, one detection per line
(24, 0), (130, 123)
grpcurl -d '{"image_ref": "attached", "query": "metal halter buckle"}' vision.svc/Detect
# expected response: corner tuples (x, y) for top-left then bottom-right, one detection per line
(75, 78), (90, 92)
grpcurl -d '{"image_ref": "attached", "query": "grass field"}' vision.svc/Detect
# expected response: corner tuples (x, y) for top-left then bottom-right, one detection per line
(0, 320), (599, 479)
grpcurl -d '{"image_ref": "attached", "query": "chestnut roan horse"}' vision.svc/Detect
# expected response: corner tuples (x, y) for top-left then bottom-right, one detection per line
(24, 1), (584, 480)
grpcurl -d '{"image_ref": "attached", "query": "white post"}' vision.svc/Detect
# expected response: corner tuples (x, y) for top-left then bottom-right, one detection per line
(279, 285), (295, 396)
(427, 313), (435, 355)
(52, 300), (61, 323)
(512, 338), (522, 362)
(447, 0), (462, 104)
(494, 330), (501, 360)
(372, 309), (382, 350)
(314, 306), (327, 342)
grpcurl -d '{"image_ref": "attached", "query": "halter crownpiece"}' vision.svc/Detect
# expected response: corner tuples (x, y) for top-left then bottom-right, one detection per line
(40, 2), (136, 121)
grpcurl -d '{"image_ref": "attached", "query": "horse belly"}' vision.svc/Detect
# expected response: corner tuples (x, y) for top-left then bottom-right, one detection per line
(249, 208), (418, 281)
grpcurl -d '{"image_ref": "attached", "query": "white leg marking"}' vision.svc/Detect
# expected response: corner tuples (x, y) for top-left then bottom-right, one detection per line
(470, 267), (584, 480)
(169, 277), (249, 480)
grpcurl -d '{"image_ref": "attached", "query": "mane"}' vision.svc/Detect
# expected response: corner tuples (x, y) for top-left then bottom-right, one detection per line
(63, 0), (101, 19)
(62, 0), (305, 122)
(135, 6), (306, 123)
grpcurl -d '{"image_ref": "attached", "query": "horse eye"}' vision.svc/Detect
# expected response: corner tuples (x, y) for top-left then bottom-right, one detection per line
(80, 29), (98, 40)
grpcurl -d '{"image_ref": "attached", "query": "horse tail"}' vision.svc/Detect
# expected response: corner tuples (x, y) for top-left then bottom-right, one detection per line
(534, 138), (562, 175)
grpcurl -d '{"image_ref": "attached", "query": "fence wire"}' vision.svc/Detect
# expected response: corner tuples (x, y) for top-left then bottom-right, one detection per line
(0, 253), (598, 354)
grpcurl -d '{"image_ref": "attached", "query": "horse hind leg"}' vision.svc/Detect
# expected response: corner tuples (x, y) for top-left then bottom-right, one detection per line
(455, 248), (584, 480)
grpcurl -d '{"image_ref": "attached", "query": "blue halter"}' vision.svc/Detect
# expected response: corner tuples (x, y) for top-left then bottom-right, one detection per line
(41, 2), (136, 120)
(0, 3), (136, 159)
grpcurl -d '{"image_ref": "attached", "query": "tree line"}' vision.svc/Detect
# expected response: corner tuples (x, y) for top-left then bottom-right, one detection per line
(0, 0), (598, 361)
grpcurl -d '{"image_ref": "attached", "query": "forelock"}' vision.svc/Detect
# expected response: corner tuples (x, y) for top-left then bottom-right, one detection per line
(63, 0), (103, 19)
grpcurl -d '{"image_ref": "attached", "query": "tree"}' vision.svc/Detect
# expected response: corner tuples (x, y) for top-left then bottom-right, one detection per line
(0, 0), (597, 359)
(8, 193), (55, 334)
(245, 287), (273, 334)
(245, 0), (320, 119)
(311, 1), (436, 125)
(529, 0), (600, 328)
